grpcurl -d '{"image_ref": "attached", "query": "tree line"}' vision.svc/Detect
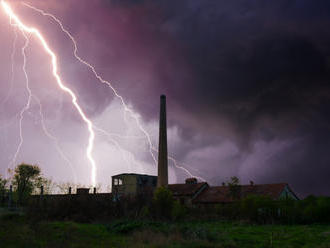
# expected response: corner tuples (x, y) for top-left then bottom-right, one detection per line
(2, 165), (330, 225)
(0, 163), (45, 207)
(0, 163), (94, 208)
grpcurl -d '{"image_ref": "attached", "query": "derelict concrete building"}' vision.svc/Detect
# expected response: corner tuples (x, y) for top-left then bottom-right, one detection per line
(112, 95), (168, 196)
(111, 173), (157, 196)
(110, 95), (299, 204)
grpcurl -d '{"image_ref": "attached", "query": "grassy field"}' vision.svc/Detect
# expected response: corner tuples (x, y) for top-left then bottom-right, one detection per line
(1, 213), (330, 247)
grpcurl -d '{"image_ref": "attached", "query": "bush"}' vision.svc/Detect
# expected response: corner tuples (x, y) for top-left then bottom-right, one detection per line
(299, 196), (330, 223)
(172, 200), (187, 220)
(151, 186), (175, 220)
(240, 195), (276, 223)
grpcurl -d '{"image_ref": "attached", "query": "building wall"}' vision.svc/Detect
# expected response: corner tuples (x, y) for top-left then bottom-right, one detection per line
(112, 174), (157, 197)
(112, 175), (138, 196)
(136, 175), (157, 195)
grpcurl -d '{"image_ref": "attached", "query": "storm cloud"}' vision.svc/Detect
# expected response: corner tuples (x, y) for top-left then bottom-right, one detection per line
(1, 0), (330, 196)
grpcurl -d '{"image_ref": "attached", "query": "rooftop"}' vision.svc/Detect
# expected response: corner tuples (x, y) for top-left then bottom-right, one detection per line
(194, 183), (290, 203)
(112, 173), (157, 178)
(168, 182), (208, 196)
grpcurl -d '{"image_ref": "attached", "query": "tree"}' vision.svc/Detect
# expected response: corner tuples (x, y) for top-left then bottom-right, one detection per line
(34, 177), (55, 195)
(0, 175), (7, 206)
(0, 175), (7, 192)
(13, 163), (41, 204)
(228, 176), (241, 200)
(55, 182), (73, 194)
(152, 186), (175, 219)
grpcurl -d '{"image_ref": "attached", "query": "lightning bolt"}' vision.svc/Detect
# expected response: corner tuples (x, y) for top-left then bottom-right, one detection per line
(2, 1), (204, 185)
(5, 21), (78, 184)
(3, 26), (78, 184)
(2, 21), (17, 178)
(150, 147), (206, 181)
(33, 95), (78, 184)
(94, 126), (146, 174)
(9, 29), (31, 170)
(1, 1), (97, 186)
(22, 2), (204, 181)
(169, 158), (206, 182)
(22, 2), (158, 166)
(2, 23), (17, 105)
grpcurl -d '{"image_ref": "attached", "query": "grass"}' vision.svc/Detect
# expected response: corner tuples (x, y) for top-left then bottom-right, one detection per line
(1, 213), (330, 247)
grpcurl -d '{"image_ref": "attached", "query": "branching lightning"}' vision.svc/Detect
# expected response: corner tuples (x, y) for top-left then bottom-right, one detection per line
(22, 2), (158, 166)
(33, 95), (78, 184)
(94, 125), (146, 173)
(5, 16), (78, 184)
(2, 22), (18, 178)
(2, 23), (17, 105)
(22, 2), (203, 181)
(1, 1), (97, 186)
(1, 1), (204, 185)
(150, 146), (206, 181)
(9, 30), (31, 170)
(3, 20), (78, 184)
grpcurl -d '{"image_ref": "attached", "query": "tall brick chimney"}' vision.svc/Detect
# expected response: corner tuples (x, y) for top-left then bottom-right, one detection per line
(157, 95), (168, 188)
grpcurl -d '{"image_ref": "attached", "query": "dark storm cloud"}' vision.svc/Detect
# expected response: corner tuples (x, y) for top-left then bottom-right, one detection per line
(17, 0), (330, 195)
(97, 1), (330, 131)
(100, 0), (330, 196)
(153, 0), (330, 128)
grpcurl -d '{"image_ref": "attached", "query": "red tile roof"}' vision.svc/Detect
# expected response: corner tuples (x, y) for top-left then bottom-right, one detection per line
(168, 182), (208, 197)
(193, 183), (288, 204)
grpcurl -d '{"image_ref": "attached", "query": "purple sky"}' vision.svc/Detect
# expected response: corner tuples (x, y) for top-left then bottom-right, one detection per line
(1, 0), (330, 196)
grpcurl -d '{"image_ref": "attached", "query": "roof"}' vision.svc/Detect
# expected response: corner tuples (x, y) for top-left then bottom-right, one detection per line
(194, 183), (289, 204)
(168, 182), (208, 197)
(112, 173), (157, 178)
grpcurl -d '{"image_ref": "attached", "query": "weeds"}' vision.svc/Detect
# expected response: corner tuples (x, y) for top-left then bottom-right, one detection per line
(1, 214), (330, 247)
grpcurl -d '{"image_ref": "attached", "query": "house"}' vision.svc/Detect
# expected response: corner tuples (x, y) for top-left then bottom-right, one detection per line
(168, 178), (209, 206)
(193, 182), (299, 205)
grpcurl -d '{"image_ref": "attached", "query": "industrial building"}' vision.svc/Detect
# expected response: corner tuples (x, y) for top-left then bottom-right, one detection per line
(111, 173), (157, 197)
(111, 95), (299, 204)
(33, 95), (299, 205)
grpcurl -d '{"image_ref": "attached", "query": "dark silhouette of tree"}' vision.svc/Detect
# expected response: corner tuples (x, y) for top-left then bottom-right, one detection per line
(228, 176), (241, 200)
(0, 175), (7, 192)
(13, 163), (41, 204)
(152, 186), (174, 219)
(0, 175), (7, 206)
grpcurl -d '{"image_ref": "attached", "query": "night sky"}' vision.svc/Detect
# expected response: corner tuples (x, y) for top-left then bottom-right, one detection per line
(1, 0), (330, 197)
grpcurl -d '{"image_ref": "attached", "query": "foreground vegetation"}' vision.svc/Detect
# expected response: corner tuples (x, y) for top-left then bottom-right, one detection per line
(1, 213), (330, 248)
(2, 164), (330, 247)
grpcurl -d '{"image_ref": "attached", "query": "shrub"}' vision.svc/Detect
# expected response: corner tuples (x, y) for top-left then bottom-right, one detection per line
(240, 195), (276, 223)
(151, 186), (175, 220)
(299, 196), (330, 223)
(172, 200), (187, 220)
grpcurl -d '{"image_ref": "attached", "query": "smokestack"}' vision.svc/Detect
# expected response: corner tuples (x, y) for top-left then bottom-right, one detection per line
(157, 95), (168, 187)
